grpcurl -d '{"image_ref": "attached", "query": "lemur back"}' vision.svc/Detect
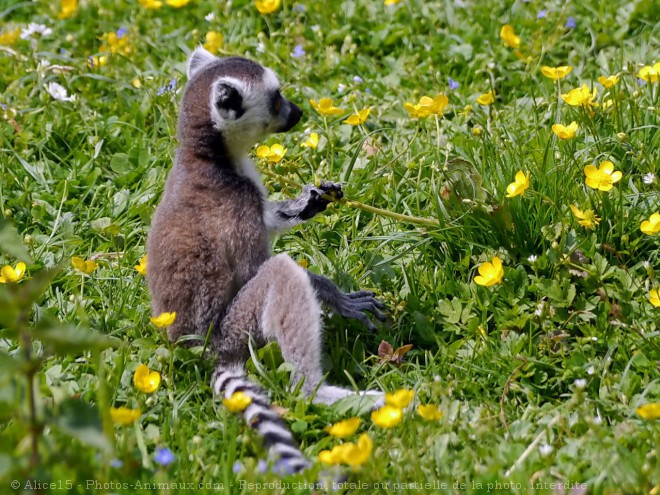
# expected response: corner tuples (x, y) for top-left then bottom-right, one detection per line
(147, 48), (386, 474)
(148, 57), (271, 350)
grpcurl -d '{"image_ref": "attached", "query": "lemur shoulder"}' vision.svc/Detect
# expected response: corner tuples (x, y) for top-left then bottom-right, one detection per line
(146, 47), (385, 473)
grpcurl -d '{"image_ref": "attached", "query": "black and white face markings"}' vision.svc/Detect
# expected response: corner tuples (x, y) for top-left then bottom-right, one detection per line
(201, 57), (302, 156)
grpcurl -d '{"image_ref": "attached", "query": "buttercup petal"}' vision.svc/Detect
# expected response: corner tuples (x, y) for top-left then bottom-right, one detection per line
(584, 165), (597, 177)
(599, 161), (614, 173)
(609, 171), (622, 183)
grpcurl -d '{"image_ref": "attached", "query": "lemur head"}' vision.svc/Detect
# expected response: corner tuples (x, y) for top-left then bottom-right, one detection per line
(178, 47), (302, 159)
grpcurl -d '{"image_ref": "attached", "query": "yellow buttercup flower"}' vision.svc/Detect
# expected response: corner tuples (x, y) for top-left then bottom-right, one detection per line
(343, 108), (371, 125)
(371, 405), (403, 428)
(403, 101), (429, 118)
(0, 28), (21, 46)
(87, 55), (108, 69)
(476, 91), (495, 106)
(0, 262), (26, 283)
(318, 449), (341, 465)
(310, 98), (344, 116)
(99, 31), (132, 57)
(72, 256), (98, 274)
(166, 0), (190, 7)
(254, 0), (281, 14)
(417, 404), (443, 421)
(133, 364), (161, 394)
(505, 170), (530, 198)
(474, 256), (504, 286)
(552, 121), (578, 139)
(500, 24), (520, 49)
(636, 403), (660, 420)
(459, 105), (473, 117)
(319, 434), (372, 467)
(203, 31), (223, 54)
(301, 133), (319, 148)
(569, 205), (601, 230)
(638, 63), (660, 83)
(341, 433), (372, 468)
(326, 417), (361, 438)
(134, 255), (147, 275)
(425, 94), (449, 115)
(403, 95), (448, 118)
(561, 84), (597, 107)
(540, 66), (573, 80)
(110, 407), (141, 425)
(584, 161), (622, 191)
(150, 312), (176, 328)
(649, 289), (660, 307)
(256, 144), (287, 163)
(57, 0), (77, 19)
(139, 0), (163, 8)
(223, 391), (252, 412)
(598, 75), (619, 89)
(384, 0), (402, 4)
(385, 389), (414, 409)
(640, 212), (660, 235)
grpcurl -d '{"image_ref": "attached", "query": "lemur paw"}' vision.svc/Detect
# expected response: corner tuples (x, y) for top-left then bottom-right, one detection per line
(335, 290), (386, 332)
(316, 180), (343, 201)
(299, 181), (343, 219)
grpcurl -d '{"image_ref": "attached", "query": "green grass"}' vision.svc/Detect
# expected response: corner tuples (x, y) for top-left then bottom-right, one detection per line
(1, 0), (659, 493)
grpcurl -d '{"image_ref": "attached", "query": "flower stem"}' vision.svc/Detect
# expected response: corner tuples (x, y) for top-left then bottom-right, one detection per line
(340, 198), (440, 227)
(20, 324), (40, 466)
(260, 168), (440, 227)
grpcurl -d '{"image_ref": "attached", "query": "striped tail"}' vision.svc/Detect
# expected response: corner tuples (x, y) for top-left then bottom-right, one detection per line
(212, 364), (311, 474)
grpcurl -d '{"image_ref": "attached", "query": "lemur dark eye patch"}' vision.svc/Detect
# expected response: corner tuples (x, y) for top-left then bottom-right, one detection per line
(271, 91), (282, 114)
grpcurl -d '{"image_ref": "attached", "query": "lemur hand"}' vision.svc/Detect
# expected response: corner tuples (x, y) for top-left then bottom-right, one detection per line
(329, 290), (386, 332)
(298, 181), (343, 220)
(307, 272), (387, 332)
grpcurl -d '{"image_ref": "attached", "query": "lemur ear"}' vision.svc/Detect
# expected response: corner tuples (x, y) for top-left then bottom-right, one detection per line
(187, 46), (216, 78)
(212, 81), (244, 120)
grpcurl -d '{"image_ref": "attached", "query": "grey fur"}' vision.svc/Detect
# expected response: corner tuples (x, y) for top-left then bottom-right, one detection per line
(147, 49), (385, 472)
(264, 181), (343, 235)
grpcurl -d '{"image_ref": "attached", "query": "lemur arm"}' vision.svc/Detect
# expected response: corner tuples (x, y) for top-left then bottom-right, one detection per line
(264, 181), (386, 329)
(264, 181), (342, 235)
(307, 272), (386, 331)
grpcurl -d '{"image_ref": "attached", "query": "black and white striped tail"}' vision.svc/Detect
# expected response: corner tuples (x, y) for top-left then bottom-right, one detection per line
(212, 364), (311, 474)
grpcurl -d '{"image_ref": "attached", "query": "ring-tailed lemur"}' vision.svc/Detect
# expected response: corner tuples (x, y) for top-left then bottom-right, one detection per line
(146, 47), (385, 473)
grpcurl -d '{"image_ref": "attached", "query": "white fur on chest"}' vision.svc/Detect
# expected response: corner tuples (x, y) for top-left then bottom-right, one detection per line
(235, 156), (267, 198)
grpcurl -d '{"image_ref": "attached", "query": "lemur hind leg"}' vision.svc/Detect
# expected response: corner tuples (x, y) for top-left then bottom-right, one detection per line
(220, 253), (380, 405)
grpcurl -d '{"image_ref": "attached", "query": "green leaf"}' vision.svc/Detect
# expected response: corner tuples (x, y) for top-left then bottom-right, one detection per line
(0, 266), (61, 329)
(291, 420), (308, 434)
(33, 322), (115, 356)
(109, 153), (132, 174)
(0, 218), (32, 263)
(437, 298), (462, 324)
(51, 398), (112, 452)
(0, 350), (19, 375)
(0, 286), (19, 335)
(0, 453), (13, 481)
(257, 341), (284, 370)
(91, 217), (121, 235)
(329, 393), (381, 416)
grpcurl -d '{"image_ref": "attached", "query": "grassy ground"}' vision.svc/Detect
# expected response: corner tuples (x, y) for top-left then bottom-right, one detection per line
(1, 0), (659, 493)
